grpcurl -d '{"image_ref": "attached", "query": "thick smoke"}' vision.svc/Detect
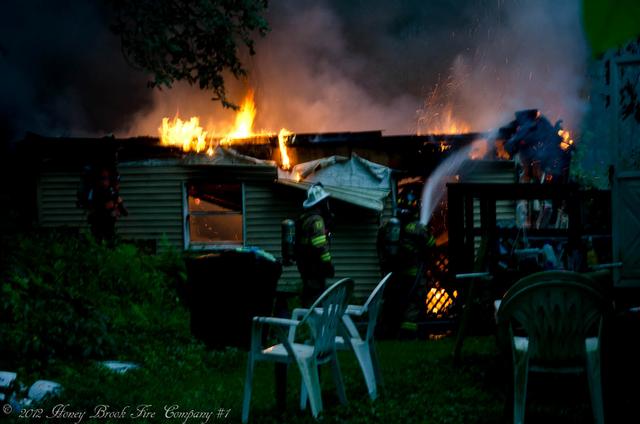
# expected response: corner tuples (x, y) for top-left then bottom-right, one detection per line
(133, 0), (588, 136)
(1, 0), (588, 140)
(445, 0), (589, 131)
(0, 1), (154, 142)
(252, 0), (481, 134)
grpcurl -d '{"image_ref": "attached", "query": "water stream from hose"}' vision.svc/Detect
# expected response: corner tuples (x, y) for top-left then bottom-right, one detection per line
(419, 135), (499, 226)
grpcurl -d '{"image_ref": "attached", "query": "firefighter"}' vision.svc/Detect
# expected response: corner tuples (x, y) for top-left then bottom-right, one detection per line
(377, 183), (435, 337)
(296, 183), (335, 307)
(80, 165), (127, 243)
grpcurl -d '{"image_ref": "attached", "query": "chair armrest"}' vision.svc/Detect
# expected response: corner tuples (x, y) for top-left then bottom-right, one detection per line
(250, 316), (301, 353)
(455, 272), (493, 280)
(291, 307), (325, 321)
(254, 316), (300, 327)
(293, 306), (363, 317)
(589, 262), (623, 270)
(345, 305), (365, 316)
(291, 308), (311, 321)
(291, 307), (364, 341)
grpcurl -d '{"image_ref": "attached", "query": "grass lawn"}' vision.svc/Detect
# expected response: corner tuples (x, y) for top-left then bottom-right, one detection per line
(16, 333), (635, 424)
(3, 234), (637, 423)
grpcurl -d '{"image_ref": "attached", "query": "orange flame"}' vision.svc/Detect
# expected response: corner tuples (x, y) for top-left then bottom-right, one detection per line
(423, 105), (471, 135)
(495, 140), (511, 160)
(420, 104), (471, 155)
(159, 116), (209, 153)
(159, 89), (294, 169)
(558, 129), (574, 151)
(278, 128), (292, 170)
(222, 89), (257, 142)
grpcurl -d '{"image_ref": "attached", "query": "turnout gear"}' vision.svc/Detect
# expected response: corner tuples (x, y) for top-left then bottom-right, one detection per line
(399, 219), (436, 326)
(78, 165), (127, 243)
(379, 216), (401, 267)
(399, 220), (435, 277)
(377, 183), (436, 338)
(378, 217), (435, 278)
(296, 184), (334, 306)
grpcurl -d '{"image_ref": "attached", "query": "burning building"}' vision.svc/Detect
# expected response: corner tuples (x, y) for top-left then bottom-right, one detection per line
(32, 93), (576, 316)
(26, 88), (496, 300)
(25, 80), (589, 315)
(29, 124), (499, 301)
(28, 135), (387, 299)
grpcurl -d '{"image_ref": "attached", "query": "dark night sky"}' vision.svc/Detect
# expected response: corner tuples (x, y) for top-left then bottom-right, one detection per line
(0, 1), (153, 140)
(0, 0), (588, 142)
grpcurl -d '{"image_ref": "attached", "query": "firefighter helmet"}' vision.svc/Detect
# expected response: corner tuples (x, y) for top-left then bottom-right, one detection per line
(303, 183), (331, 209)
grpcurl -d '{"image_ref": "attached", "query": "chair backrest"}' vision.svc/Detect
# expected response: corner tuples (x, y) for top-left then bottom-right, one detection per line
(362, 272), (393, 341)
(507, 270), (609, 298)
(301, 278), (354, 360)
(497, 271), (611, 364)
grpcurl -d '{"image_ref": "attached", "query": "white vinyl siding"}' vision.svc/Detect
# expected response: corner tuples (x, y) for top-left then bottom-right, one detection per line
(245, 183), (388, 300)
(37, 161), (275, 253)
(38, 171), (87, 228)
(37, 161), (385, 297)
(116, 164), (185, 250)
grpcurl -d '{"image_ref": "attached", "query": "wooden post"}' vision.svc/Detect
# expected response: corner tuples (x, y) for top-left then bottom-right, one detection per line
(464, 194), (475, 271)
(447, 184), (464, 276)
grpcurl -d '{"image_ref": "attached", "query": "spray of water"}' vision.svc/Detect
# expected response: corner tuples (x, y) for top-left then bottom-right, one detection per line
(420, 145), (471, 225)
(419, 135), (498, 226)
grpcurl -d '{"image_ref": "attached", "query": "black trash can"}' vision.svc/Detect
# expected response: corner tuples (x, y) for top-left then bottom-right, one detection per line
(186, 248), (282, 350)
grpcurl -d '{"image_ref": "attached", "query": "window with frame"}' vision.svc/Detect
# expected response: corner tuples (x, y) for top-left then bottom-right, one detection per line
(186, 182), (244, 247)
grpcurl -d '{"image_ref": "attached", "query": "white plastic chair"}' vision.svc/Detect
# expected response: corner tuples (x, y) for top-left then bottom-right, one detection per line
(496, 271), (611, 424)
(241, 278), (354, 423)
(292, 272), (392, 401)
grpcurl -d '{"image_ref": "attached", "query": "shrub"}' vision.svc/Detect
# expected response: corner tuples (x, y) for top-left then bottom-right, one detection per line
(0, 230), (188, 369)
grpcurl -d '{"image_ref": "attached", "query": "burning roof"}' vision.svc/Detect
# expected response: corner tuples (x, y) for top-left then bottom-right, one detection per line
(153, 89), (487, 172)
(24, 83), (576, 196)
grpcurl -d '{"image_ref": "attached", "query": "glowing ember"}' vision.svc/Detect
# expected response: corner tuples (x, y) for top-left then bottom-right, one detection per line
(425, 287), (457, 316)
(558, 129), (574, 151)
(278, 128), (292, 170)
(435, 232), (449, 247)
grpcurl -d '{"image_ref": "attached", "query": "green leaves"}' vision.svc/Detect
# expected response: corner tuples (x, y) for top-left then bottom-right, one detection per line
(583, 0), (640, 56)
(0, 230), (189, 369)
(109, 0), (270, 108)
